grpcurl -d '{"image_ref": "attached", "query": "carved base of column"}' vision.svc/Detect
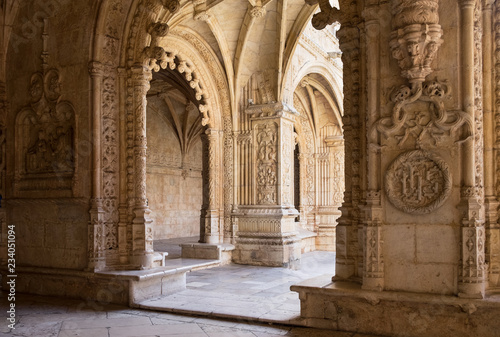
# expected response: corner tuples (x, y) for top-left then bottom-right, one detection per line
(488, 227), (500, 288)
(88, 201), (106, 272)
(233, 207), (301, 268)
(131, 207), (154, 270)
(316, 207), (341, 251)
(200, 210), (220, 244)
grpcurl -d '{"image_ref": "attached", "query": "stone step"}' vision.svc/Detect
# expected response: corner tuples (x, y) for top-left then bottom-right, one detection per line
(181, 242), (235, 265)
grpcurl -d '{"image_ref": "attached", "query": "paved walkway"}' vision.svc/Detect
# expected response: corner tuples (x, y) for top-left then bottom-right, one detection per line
(137, 251), (337, 326)
(1, 293), (378, 337)
(0, 249), (383, 336)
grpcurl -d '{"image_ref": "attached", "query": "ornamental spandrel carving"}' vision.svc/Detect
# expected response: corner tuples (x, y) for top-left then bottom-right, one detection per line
(256, 123), (278, 205)
(385, 150), (451, 214)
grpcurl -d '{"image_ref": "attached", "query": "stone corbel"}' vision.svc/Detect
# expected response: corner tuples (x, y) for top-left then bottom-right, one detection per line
(304, 0), (340, 30)
(248, 0), (267, 18)
(162, 0), (180, 14)
(389, 0), (443, 83)
(193, 0), (210, 21)
(143, 22), (170, 71)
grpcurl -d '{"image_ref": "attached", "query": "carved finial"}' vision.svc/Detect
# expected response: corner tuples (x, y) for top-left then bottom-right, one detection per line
(193, 0), (211, 21)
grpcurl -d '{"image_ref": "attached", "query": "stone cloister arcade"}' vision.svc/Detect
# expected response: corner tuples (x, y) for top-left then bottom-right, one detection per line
(2, 0), (500, 335)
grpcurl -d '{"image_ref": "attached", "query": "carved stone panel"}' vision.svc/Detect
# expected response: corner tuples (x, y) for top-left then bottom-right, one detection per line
(255, 123), (278, 205)
(385, 150), (451, 214)
(15, 69), (76, 195)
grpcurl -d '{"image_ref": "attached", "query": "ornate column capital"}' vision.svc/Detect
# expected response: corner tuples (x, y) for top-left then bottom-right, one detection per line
(131, 64), (152, 82)
(483, 0), (495, 10)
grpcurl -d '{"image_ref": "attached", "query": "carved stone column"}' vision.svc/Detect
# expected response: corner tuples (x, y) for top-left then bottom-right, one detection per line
(457, 0), (487, 298)
(361, 6), (384, 291)
(200, 128), (220, 244)
(233, 103), (300, 268)
(88, 61), (106, 271)
(316, 136), (344, 252)
(130, 65), (154, 269)
(491, 0), (500, 289)
(483, 0), (500, 288)
(117, 67), (129, 264)
(335, 25), (361, 281)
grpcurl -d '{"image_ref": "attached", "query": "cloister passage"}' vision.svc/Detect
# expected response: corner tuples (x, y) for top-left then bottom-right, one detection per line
(147, 69), (206, 246)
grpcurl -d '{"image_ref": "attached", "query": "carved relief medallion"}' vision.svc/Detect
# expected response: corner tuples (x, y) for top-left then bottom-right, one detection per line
(385, 150), (451, 214)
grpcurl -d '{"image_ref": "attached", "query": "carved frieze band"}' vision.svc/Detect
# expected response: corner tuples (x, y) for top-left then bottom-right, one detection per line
(385, 150), (451, 214)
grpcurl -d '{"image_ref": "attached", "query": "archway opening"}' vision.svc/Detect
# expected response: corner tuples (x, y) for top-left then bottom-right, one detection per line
(146, 69), (206, 258)
(293, 72), (344, 253)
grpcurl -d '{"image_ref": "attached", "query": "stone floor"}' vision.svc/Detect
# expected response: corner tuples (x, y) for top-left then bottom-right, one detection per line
(0, 246), (382, 337)
(0, 293), (380, 337)
(137, 250), (337, 325)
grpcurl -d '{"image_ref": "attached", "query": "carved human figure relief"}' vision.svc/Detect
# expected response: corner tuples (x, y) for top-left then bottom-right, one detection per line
(385, 150), (451, 214)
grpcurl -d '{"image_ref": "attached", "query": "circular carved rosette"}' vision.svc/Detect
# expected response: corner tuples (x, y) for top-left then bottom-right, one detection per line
(385, 150), (451, 214)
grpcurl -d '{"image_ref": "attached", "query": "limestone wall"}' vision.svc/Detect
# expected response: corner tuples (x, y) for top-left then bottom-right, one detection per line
(4, 0), (94, 269)
(146, 104), (203, 240)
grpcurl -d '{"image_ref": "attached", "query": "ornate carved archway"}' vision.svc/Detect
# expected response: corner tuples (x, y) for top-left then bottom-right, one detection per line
(89, 0), (233, 270)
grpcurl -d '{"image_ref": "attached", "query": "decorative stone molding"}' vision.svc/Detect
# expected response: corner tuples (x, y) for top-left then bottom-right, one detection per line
(385, 150), (451, 214)
(141, 22), (211, 126)
(246, 101), (298, 119)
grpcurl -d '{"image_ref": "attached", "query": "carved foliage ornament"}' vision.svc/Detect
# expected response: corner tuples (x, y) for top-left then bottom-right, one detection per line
(385, 150), (451, 214)
(372, 79), (473, 148)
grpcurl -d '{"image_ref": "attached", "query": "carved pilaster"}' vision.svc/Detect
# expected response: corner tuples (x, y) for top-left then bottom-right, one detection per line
(490, 0), (500, 288)
(117, 67), (129, 264)
(456, 0), (486, 298)
(233, 103), (300, 268)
